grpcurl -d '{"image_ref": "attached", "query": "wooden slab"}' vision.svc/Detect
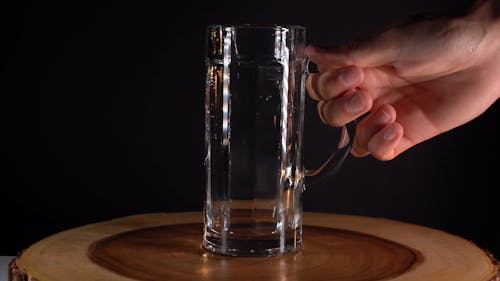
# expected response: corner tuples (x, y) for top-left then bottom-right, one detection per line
(9, 212), (500, 281)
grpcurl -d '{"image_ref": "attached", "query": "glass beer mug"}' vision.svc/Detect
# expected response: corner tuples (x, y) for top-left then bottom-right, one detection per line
(203, 24), (353, 256)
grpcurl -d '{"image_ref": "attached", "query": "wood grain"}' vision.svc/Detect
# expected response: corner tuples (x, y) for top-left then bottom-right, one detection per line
(88, 223), (416, 281)
(9, 212), (500, 281)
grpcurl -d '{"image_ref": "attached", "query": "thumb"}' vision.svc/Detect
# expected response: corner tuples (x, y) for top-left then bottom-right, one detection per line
(306, 30), (402, 68)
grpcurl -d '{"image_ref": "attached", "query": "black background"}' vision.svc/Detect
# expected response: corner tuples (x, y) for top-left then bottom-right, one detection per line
(2, 0), (498, 257)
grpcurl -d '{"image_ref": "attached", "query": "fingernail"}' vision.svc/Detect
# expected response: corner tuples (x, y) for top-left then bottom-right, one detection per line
(375, 109), (391, 125)
(340, 67), (358, 87)
(383, 126), (398, 141)
(345, 92), (364, 113)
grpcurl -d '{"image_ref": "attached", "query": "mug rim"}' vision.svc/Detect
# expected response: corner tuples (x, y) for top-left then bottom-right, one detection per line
(207, 24), (305, 31)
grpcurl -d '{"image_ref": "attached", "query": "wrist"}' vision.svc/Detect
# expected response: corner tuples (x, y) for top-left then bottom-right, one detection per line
(456, 0), (500, 101)
(466, 0), (500, 34)
(462, 0), (500, 66)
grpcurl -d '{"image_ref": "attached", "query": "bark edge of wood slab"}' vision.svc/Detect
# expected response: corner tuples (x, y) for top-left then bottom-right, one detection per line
(9, 212), (500, 281)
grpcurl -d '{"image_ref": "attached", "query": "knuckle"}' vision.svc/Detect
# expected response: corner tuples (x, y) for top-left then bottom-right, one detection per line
(374, 153), (396, 161)
(319, 102), (344, 127)
(351, 141), (369, 157)
(326, 118), (345, 127)
(318, 72), (338, 97)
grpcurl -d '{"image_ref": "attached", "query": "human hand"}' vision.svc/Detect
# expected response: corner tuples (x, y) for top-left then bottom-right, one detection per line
(306, 0), (500, 160)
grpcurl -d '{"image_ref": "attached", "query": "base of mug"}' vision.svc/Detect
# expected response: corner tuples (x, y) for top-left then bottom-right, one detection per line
(202, 235), (302, 257)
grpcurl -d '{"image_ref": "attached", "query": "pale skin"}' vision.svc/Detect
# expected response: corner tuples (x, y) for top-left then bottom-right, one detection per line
(306, 0), (500, 160)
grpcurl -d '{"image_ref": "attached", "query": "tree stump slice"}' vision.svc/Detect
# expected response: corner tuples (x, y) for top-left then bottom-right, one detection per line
(9, 212), (499, 281)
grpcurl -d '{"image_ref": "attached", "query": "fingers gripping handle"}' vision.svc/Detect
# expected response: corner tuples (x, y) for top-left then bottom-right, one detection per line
(304, 60), (355, 186)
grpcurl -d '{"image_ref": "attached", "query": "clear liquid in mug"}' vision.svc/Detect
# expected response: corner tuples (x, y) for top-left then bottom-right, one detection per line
(204, 59), (305, 256)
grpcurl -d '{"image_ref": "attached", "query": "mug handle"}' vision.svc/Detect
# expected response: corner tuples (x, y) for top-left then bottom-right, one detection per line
(304, 60), (356, 186)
